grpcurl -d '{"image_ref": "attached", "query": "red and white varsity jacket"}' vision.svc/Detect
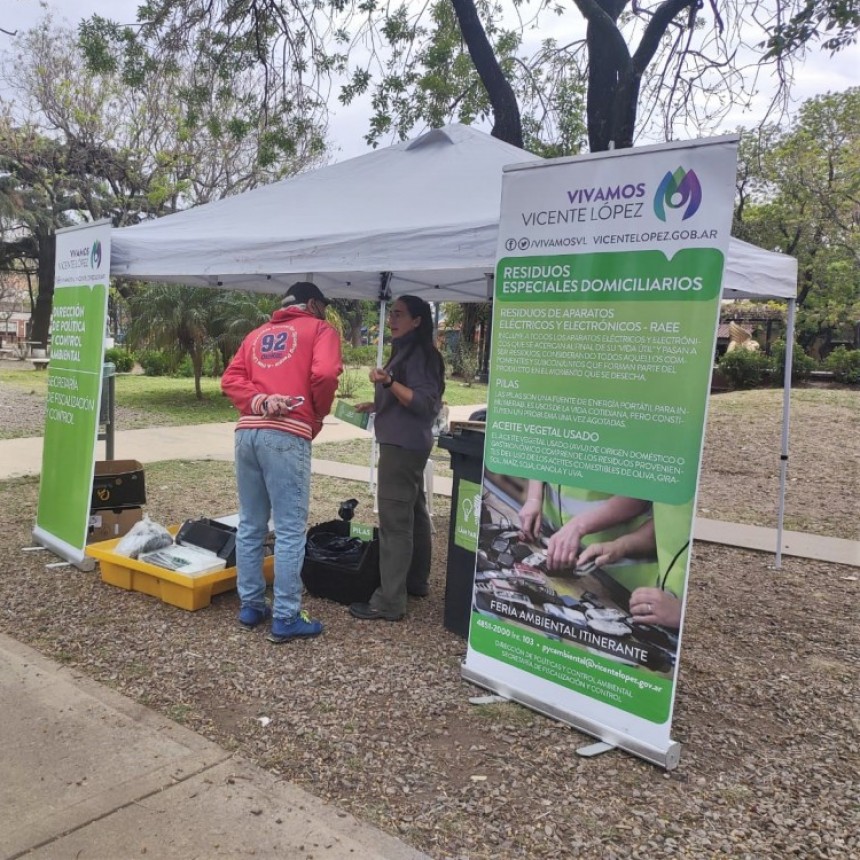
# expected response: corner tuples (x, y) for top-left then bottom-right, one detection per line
(221, 306), (343, 440)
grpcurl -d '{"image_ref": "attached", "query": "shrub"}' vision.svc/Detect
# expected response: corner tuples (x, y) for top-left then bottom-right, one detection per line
(103, 346), (135, 373)
(442, 344), (459, 377)
(137, 349), (172, 376)
(717, 347), (769, 389)
(769, 339), (816, 383)
(337, 364), (363, 398)
(457, 342), (480, 386)
(176, 352), (219, 378)
(342, 344), (390, 365)
(825, 346), (860, 384)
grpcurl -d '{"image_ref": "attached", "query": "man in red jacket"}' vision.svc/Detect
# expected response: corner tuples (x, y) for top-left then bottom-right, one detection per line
(222, 282), (343, 642)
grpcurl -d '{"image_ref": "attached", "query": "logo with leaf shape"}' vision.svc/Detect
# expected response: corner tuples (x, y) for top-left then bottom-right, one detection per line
(653, 167), (702, 222)
(90, 240), (102, 269)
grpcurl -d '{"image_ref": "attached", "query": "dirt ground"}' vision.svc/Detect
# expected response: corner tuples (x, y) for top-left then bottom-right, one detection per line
(0, 380), (857, 858)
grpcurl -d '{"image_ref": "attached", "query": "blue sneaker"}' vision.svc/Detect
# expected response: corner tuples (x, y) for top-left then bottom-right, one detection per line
(267, 610), (323, 643)
(238, 604), (271, 630)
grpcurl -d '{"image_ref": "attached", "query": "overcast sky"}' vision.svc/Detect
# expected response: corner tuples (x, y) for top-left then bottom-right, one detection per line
(4, 0), (858, 162)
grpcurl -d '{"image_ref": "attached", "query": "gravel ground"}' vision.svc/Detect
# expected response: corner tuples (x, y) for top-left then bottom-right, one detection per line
(0, 361), (149, 439)
(0, 380), (857, 858)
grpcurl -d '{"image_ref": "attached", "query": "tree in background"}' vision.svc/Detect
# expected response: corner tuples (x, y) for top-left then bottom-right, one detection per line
(0, 123), (82, 346)
(0, 18), (325, 346)
(329, 298), (379, 348)
(83, 1), (855, 155)
(126, 283), (223, 398)
(734, 88), (860, 354)
(440, 300), (491, 375)
(208, 290), (282, 370)
(92, 2), (860, 364)
(765, 1), (860, 56)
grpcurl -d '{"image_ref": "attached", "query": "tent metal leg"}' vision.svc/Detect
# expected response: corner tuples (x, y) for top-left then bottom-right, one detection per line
(776, 299), (797, 569)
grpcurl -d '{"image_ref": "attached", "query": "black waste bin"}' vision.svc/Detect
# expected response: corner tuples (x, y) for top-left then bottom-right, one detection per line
(301, 520), (380, 605)
(98, 362), (116, 459)
(437, 427), (485, 638)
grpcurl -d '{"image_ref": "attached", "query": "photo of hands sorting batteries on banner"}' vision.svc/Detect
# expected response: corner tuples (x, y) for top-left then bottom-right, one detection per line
(473, 471), (693, 677)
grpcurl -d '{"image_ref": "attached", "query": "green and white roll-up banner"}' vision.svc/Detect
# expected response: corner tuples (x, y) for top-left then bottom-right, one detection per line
(33, 221), (112, 566)
(463, 137), (738, 769)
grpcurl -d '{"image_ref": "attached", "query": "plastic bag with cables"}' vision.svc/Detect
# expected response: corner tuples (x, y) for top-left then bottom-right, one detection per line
(305, 531), (366, 567)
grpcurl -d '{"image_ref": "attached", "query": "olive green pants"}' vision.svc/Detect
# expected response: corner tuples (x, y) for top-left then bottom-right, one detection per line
(370, 443), (432, 616)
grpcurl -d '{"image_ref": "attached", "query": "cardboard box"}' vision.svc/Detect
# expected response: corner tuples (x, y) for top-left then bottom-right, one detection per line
(92, 460), (146, 510)
(87, 507), (144, 544)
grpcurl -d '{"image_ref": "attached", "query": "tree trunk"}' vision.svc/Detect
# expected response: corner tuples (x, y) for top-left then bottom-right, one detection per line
(582, 1), (629, 151)
(450, 0), (523, 147)
(192, 350), (204, 400)
(29, 230), (55, 348)
(461, 302), (481, 346)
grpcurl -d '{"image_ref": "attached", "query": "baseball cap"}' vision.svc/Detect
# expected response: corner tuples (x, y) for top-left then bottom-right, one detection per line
(282, 281), (330, 308)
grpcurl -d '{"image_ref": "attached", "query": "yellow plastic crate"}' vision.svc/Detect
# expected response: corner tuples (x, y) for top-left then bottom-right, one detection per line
(86, 530), (274, 611)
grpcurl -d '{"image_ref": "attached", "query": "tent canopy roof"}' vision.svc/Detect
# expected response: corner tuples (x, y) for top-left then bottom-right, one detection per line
(110, 124), (797, 303)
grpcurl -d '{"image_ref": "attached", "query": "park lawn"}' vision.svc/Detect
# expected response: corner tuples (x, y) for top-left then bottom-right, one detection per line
(0, 370), (240, 425)
(314, 437), (454, 478)
(337, 364), (487, 406)
(0, 365), (488, 428)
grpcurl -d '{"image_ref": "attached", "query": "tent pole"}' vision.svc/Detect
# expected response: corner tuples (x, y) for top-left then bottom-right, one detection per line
(370, 274), (391, 502)
(478, 273), (494, 383)
(776, 299), (796, 569)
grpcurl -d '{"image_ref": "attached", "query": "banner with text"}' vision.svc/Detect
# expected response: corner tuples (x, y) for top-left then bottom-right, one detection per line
(463, 138), (737, 767)
(34, 222), (111, 565)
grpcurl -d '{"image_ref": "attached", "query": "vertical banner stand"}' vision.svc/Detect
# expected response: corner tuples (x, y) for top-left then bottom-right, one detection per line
(462, 137), (739, 770)
(32, 220), (112, 569)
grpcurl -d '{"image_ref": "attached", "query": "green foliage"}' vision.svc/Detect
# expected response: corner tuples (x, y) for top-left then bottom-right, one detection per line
(824, 346), (860, 384)
(338, 0), (586, 153)
(137, 349), (172, 377)
(176, 352), (221, 378)
(77, 5), (327, 173)
(75, 0), (845, 175)
(209, 291), (280, 362)
(769, 340), (817, 383)
(1, 16), (326, 346)
(441, 344), (458, 377)
(104, 346), (135, 373)
(127, 283), (224, 397)
(457, 342), (480, 387)
(329, 299), (378, 348)
(735, 89), (860, 352)
(765, 1), (860, 56)
(717, 348), (770, 390)
(337, 365), (363, 398)
(342, 344), (391, 365)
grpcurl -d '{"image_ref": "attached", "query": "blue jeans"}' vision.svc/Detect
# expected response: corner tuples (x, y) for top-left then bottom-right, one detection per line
(234, 429), (311, 621)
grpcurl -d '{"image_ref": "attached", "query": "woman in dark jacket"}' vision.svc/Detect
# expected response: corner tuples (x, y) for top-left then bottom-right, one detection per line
(350, 296), (445, 621)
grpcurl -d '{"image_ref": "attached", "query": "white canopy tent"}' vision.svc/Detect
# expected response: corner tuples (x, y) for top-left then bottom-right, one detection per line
(110, 124), (798, 562)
